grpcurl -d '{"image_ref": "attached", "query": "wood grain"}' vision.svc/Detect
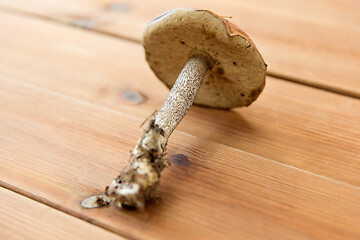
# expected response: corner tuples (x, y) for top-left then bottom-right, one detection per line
(1, 76), (360, 240)
(0, 12), (359, 187)
(0, 187), (125, 240)
(0, 0), (359, 97)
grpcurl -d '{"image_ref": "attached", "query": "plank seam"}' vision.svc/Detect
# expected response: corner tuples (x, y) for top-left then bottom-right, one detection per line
(0, 5), (359, 100)
(0, 181), (140, 240)
(2, 74), (360, 191)
(267, 72), (360, 99)
(0, 5), (141, 44)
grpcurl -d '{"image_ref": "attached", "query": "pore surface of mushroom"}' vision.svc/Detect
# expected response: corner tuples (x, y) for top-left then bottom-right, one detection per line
(83, 8), (266, 209)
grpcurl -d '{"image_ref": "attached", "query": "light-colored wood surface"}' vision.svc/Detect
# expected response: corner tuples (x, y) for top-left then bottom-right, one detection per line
(0, 0), (359, 97)
(1, 2), (360, 240)
(0, 187), (125, 240)
(1, 11), (359, 187)
(1, 77), (360, 240)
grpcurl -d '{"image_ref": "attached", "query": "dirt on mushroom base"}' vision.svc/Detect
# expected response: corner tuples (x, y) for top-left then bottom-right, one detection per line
(105, 119), (167, 209)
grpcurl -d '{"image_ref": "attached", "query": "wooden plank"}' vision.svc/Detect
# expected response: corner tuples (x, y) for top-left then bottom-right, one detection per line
(0, 187), (125, 240)
(0, 0), (359, 97)
(1, 76), (360, 240)
(0, 11), (359, 187)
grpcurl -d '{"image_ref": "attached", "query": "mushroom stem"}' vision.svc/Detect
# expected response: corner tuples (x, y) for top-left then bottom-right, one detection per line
(105, 53), (211, 209)
(155, 53), (211, 140)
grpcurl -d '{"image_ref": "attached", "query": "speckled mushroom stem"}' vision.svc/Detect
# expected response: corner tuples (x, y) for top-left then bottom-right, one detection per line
(105, 53), (211, 209)
(155, 53), (211, 140)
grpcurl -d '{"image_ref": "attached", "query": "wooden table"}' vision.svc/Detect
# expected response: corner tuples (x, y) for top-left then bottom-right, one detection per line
(1, 1), (359, 239)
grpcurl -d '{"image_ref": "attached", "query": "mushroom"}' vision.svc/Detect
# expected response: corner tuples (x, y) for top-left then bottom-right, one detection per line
(81, 8), (266, 209)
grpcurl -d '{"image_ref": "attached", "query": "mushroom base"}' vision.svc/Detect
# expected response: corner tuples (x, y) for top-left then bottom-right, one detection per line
(105, 119), (167, 209)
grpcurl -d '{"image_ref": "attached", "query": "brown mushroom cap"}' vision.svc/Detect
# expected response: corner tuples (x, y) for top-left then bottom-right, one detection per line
(143, 8), (267, 109)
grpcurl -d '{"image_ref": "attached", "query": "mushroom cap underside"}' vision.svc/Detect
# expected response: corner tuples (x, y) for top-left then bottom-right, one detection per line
(143, 8), (267, 109)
